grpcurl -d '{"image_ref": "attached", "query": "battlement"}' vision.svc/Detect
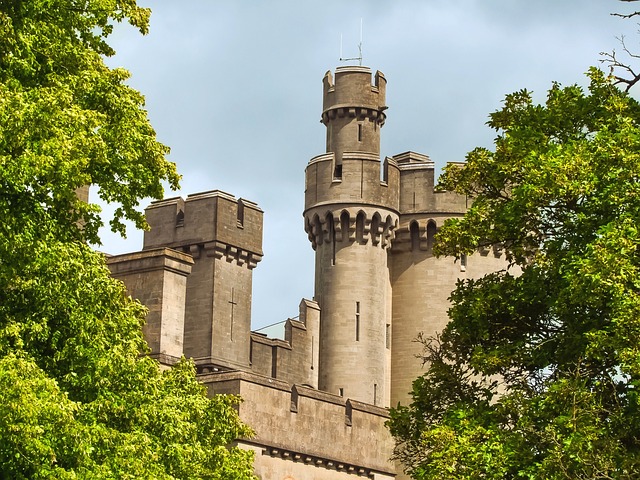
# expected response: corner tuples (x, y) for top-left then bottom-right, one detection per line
(144, 190), (263, 269)
(305, 152), (399, 211)
(249, 299), (320, 388)
(202, 370), (395, 478)
(395, 152), (468, 215)
(322, 67), (387, 162)
(322, 66), (387, 125)
(390, 152), (469, 255)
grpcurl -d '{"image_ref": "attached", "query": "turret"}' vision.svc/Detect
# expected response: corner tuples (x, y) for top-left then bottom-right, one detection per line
(304, 67), (398, 407)
(388, 153), (508, 406)
(322, 66), (387, 168)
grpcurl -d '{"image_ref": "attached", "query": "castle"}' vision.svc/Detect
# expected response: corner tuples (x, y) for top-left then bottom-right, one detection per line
(106, 66), (504, 479)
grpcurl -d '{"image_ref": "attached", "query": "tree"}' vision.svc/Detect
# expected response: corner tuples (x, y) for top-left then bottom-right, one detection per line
(0, 0), (180, 244)
(0, 1), (255, 478)
(601, 0), (640, 91)
(388, 68), (640, 478)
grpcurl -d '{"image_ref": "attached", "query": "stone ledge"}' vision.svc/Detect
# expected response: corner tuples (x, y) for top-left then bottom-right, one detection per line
(201, 370), (396, 475)
(250, 332), (292, 350)
(347, 398), (390, 419)
(147, 352), (182, 366)
(256, 442), (388, 478)
(200, 369), (292, 393)
(293, 383), (345, 407)
(107, 247), (194, 276)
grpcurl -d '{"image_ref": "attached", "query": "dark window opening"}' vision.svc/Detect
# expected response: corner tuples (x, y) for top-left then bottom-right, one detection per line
(356, 212), (366, 244)
(236, 201), (245, 228)
(340, 211), (350, 243)
(333, 163), (342, 179)
(427, 221), (437, 251)
(410, 221), (420, 251)
(327, 213), (336, 266)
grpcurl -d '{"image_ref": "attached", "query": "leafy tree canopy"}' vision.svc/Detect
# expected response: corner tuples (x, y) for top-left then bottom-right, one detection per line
(0, 1), (255, 478)
(0, 0), (180, 244)
(388, 68), (640, 479)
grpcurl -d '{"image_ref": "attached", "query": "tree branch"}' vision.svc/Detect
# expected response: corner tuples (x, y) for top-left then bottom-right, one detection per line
(612, 0), (640, 18)
(600, 36), (640, 92)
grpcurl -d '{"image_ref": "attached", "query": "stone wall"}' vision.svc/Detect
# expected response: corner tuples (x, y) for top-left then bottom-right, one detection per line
(141, 190), (263, 371)
(202, 370), (396, 479)
(250, 299), (320, 388)
(107, 248), (193, 365)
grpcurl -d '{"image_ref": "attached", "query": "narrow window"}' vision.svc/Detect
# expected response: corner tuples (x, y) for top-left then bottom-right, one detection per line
(327, 213), (336, 266)
(460, 254), (467, 272)
(355, 301), (360, 341)
(373, 384), (378, 405)
(386, 324), (391, 349)
(333, 163), (342, 180)
(339, 388), (344, 397)
(271, 345), (277, 378)
(357, 123), (363, 142)
(236, 200), (245, 228)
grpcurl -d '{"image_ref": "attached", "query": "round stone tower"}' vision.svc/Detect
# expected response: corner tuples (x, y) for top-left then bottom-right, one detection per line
(304, 66), (399, 407)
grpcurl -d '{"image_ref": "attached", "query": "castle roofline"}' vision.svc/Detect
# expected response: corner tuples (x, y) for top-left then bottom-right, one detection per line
(146, 189), (263, 213)
(393, 151), (433, 165)
(334, 65), (372, 74)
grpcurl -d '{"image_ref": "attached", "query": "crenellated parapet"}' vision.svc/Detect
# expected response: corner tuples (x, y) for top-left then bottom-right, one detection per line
(304, 152), (399, 213)
(395, 152), (468, 215)
(249, 299), (320, 388)
(144, 190), (263, 270)
(321, 66), (387, 163)
(201, 371), (395, 478)
(322, 66), (386, 125)
(390, 152), (470, 255)
(304, 207), (398, 250)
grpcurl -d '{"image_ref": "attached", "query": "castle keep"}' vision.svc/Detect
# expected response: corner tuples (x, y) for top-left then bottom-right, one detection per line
(107, 66), (504, 479)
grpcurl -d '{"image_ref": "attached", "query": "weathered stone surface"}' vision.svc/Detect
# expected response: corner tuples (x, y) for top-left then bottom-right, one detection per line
(107, 248), (193, 362)
(202, 370), (396, 479)
(110, 66), (509, 480)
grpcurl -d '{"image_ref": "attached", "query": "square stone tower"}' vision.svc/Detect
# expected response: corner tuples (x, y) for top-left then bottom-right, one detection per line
(143, 190), (263, 371)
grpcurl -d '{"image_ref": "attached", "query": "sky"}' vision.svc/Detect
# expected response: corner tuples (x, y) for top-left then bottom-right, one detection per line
(97, 1), (639, 330)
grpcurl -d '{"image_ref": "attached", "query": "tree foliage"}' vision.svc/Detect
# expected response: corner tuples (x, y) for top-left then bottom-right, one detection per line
(0, 0), (180, 243)
(388, 69), (640, 478)
(0, 1), (255, 478)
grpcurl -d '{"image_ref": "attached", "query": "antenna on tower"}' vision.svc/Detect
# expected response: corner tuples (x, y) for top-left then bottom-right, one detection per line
(339, 18), (363, 66)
